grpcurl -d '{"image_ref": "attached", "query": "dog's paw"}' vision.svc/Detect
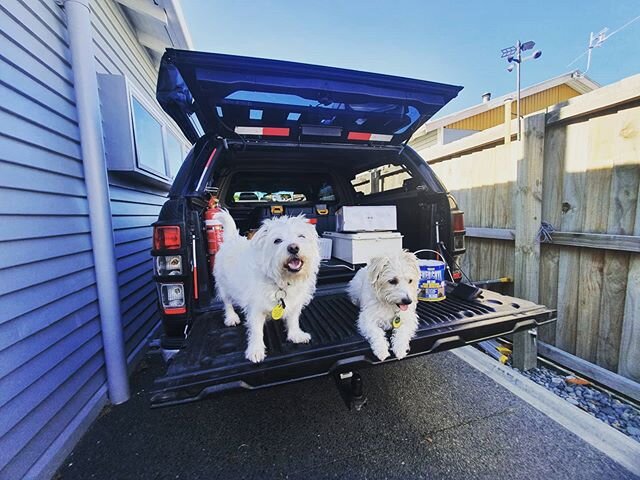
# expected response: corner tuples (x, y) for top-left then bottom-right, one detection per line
(372, 344), (390, 361)
(224, 311), (241, 327)
(245, 345), (266, 363)
(287, 329), (311, 344)
(392, 344), (410, 360)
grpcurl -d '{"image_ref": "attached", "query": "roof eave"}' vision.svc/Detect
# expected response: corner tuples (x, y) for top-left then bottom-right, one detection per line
(414, 71), (600, 137)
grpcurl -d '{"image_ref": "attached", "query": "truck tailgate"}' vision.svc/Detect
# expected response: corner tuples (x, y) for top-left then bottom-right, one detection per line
(151, 289), (555, 407)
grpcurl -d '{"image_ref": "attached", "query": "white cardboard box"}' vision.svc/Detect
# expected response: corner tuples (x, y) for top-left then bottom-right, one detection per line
(336, 206), (397, 232)
(323, 231), (403, 264)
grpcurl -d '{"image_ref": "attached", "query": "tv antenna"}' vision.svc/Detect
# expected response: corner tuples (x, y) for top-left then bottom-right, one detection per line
(568, 14), (640, 74)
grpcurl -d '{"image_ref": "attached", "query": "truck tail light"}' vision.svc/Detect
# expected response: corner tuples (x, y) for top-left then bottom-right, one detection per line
(160, 283), (185, 314)
(452, 212), (465, 233)
(452, 211), (465, 253)
(154, 226), (181, 250)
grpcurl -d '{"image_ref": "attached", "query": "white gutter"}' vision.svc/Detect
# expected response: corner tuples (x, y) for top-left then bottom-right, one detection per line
(63, 0), (130, 404)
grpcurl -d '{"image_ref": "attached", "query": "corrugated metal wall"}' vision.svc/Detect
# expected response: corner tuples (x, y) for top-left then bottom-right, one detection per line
(0, 1), (186, 477)
(446, 84), (581, 131)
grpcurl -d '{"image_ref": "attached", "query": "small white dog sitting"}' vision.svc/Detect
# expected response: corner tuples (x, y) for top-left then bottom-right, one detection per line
(348, 251), (420, 361)
(213, 211), (320, 363)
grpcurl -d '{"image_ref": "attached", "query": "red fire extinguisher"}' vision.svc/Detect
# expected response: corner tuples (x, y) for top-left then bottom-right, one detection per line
(204, 196), (224, 272)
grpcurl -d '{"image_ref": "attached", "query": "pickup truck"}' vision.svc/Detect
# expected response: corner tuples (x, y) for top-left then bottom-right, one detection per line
(150, 49), (555, 407)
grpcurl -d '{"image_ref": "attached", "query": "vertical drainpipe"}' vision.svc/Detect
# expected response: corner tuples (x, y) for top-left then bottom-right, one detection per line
(64, 0), (130, 404)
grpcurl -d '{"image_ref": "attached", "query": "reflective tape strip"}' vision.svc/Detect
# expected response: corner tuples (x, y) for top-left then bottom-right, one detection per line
(197, 147), (217, 191)
(235, 126), (290, 136)
(347, 132), (393, 142)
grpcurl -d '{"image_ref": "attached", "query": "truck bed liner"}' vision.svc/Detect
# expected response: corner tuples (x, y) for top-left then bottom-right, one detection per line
(151, 289), (555, 407)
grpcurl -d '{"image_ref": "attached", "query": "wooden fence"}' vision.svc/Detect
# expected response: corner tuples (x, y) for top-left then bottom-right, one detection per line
(414, 74), (640, 384)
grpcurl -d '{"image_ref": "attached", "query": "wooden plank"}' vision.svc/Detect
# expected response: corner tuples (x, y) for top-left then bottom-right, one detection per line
(538, 342), (640, 403)
(465, 227), (515, 240)
(538, 123), (566, 344)
(575, 114), (615, 363)
(555, 119), (589, 354)
(481, 148), (496, 280)
(619, 107), (640, 382)
(465, 228), (640, 253)
(466, 150), (484, 280)
(551, 232), (640, 252)
(514, 116), (545, 303)
(598, 106), (640, 372)
(547, 74), (640, 125)
(513, 114), (545, 370)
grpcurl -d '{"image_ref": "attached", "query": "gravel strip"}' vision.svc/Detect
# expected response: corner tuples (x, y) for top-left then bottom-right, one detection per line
(521, 365), (640, 442)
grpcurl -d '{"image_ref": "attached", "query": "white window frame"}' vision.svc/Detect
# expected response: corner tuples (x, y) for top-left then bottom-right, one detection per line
(99, 74), (190, 188)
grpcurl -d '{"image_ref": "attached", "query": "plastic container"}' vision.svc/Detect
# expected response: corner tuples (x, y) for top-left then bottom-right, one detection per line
(318, 237), (333, 260)
(322, 231), (402, 264)
(336, 206), (397, 232)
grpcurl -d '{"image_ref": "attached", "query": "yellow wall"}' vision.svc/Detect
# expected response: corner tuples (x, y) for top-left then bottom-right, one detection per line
(446, 84), (581, 131)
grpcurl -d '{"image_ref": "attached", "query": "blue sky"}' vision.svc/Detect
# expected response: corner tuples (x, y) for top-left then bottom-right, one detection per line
(181, 1), (640, 117)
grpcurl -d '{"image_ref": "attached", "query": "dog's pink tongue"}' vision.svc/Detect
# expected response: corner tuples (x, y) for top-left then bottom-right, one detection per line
(398, 304), (409, 311)
(288, 258), (302, 270)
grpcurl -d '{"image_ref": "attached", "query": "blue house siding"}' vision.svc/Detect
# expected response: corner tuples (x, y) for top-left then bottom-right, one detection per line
(0, 1), (106, 477)
(0, 0), (187, 477)
(90, 0), (188, 360)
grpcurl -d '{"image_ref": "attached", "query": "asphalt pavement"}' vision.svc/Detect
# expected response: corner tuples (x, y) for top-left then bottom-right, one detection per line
(56, 349), (638, 480)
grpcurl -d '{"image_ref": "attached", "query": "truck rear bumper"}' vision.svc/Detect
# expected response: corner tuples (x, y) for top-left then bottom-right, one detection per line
(150, 289), (555, 407)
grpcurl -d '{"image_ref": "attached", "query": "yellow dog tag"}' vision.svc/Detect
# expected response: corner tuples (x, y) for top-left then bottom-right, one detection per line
(392, 316), (402, 328)
(271, 299), (285, 320)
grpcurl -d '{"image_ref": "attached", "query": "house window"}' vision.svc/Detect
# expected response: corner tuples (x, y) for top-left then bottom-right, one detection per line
(131, 97), (166, 176)
(165, 132), (184, 178)
(98, 74), (191, 186)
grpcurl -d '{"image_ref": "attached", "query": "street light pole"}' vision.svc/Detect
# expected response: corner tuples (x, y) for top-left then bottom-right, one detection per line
(502, 40), (542, 142)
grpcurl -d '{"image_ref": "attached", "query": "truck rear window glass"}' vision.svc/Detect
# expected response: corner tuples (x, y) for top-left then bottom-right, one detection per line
(351, 164), (413, 195)
(227, 173), (337, 203)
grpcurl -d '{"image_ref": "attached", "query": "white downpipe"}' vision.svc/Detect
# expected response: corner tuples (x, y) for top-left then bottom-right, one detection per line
(64, 0), (130, 404)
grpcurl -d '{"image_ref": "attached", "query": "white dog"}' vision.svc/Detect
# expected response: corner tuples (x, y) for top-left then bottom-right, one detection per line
(348, 251), (420, 361)
(213, 211), (320, 363)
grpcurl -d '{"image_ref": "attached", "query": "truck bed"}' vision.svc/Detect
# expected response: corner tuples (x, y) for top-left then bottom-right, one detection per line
(151, 287), (555, 407)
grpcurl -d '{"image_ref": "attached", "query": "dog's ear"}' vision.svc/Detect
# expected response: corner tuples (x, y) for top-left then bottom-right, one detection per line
(251, 222), (269, 246)
(367, 256), (389, 285)
(401, 250), (420, 277)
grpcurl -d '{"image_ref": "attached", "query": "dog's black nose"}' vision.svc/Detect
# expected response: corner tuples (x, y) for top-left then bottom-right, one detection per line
(401, 297), (412, 305)
(287, 243), (300, 255)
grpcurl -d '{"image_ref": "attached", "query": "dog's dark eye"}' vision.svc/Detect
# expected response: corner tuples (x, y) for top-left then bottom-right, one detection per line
(298, 234), (306, 239)
(388, 278), (399, 285)
(408, 279), (413, 284)
(274, 238), (282, 244)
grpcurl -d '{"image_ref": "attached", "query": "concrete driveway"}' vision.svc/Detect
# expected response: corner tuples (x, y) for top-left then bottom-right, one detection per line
(56, 350), (637, 479)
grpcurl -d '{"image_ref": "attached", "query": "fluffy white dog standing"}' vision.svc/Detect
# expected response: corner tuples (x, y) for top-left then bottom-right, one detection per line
(348, 251), (420, 361)
(213, 211), (320, 363)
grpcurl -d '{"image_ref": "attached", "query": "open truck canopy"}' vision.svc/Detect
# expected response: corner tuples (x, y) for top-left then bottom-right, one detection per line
(156, 49), (463, 145)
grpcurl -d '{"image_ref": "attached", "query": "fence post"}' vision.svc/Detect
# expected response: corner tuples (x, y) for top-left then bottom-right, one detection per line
(512, 113), (546, 370)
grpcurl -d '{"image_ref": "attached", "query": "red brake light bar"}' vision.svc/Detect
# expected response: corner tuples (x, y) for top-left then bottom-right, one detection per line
(154, 226), (181, 250)
(163, 306), (187, 315)
(235, 126), (290, 136)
